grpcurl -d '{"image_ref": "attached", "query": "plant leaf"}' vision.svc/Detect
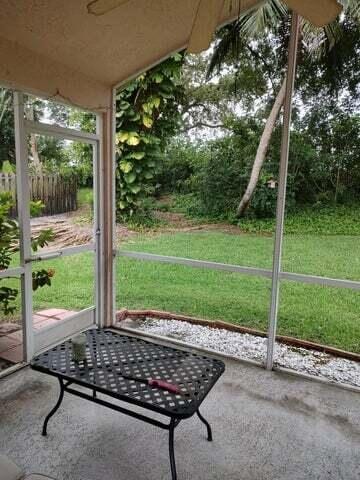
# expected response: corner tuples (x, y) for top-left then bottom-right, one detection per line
(129, 185), (141, 194)
(124, 172), (136, 184)
(119, 161), (133, 173)
(143, 115), (153, 128)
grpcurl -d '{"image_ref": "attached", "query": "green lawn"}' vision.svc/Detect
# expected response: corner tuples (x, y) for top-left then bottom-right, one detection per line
(1, 231), (359, 353)
(117, 232), (360, 353)
(77, 187), (93, 208)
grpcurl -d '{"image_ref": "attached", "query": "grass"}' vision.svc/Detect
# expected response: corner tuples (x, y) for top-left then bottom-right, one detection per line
(2, 225), (359, 354)
(117, 258), (360, 353)
(77, 187), (93, 208)
(124, 231), (360, 280)
(117, 231), (360, 353)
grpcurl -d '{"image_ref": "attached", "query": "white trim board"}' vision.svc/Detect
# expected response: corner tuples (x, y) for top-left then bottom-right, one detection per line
(24, 119), (99, 144)
(33, 307), (95, 354)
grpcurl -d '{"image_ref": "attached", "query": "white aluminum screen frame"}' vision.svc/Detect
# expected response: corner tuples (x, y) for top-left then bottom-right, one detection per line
(12, 91), (103, 359)
(114, 12), (360, 371)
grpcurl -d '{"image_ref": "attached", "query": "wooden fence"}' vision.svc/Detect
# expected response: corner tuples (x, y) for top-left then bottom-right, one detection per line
(0, 173), (77, 216)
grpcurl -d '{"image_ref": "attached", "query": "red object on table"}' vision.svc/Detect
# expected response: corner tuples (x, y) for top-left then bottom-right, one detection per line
(148, 378), (181, 394)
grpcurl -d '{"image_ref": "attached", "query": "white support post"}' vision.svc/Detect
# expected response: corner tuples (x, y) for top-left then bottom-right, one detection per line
(112, 87), (117, 325)
(266, 12), (300, 370)
(97, 93), (115, 327)
(13, 91), (34, 361)
(94, 118), (103, 327)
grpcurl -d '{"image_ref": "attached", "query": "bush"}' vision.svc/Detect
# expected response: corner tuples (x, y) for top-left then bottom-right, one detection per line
(0, 192), (55, 315)
(156, 141), (208, 195)
(154, 115), (360, 222)
(172, 193), (206, 216)
(197, 139), (247, 217)
(238, 204), (360, 235)
(121, 198), (164, 230)
(1, 160), (14, 174)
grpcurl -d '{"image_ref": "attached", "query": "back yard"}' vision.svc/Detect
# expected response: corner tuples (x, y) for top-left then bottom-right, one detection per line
(1, 6), (360, 362)
(3, 201), (358, 354)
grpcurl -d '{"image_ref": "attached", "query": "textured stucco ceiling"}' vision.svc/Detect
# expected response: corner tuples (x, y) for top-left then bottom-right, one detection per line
(0, 0), (341, 111)
(0, 0), (258, 86)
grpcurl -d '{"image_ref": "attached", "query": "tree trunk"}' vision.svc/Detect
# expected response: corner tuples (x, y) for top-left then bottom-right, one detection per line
(26, 104), (42, 173)
(236, 77), (287, 217)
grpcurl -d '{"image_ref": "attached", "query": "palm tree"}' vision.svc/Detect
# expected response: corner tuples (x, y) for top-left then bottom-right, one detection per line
(207, 0), (360, 217)
(0, 88), (11, 127)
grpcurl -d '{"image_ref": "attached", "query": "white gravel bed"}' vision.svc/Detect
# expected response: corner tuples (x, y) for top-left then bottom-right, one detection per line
(129, 317), (360, 388)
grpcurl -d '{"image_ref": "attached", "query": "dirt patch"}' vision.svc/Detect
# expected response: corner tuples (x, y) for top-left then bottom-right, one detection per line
(154, 210), (195, 228)
(31, 211), (135, 251)
(154, 210), (247, 235)
(30, 203), (262, 252)
(32, 215), (93, 249)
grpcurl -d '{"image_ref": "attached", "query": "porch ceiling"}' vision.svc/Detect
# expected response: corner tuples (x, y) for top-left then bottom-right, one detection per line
(0, 0), (341, 111)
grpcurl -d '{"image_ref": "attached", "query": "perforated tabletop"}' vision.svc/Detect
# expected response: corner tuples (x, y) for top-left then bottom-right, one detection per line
(31, 328), (225, 419)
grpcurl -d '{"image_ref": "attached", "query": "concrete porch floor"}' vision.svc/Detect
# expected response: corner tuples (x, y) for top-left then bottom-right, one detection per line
(0, 351), (359, 480)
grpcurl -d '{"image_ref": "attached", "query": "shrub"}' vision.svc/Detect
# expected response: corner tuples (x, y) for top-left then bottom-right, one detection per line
(156, 141), (209, 195)
(0, 192), (55, 316)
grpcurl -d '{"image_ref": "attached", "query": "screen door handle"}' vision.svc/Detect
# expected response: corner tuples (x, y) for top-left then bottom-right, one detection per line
(26, 251), (63, 263)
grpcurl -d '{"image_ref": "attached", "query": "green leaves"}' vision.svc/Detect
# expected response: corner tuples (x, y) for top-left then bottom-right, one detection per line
(119, 161), (133, 173)
(0, 286), (18, 315)
(115, 53), (184, 218)
(131, 151), (145, 160)
(124, 172), (136, 184)
(32, 269), (54, 291)
(142, 115), (153, 128)
(129, 185), (141, 194)
(151, 72), (164, 83)
(126, 132), (141, 146)
(0, 193), (55, 316)
(116, 131), (129, 143)
(31, 229), (54, 252)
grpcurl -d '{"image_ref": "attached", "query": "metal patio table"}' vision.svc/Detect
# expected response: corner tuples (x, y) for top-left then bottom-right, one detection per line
(30, 328), (225, 480)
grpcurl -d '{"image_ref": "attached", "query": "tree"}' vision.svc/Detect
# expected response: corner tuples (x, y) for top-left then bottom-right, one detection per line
(115, 53), (184, 218)
(179, 54), (236, 135)
(236, 78), (287, 216)
(0, 88), (15, 167)
(0, 89), (73, 174)
(178, 47), (272, 139)
(208, 0), (360, 216)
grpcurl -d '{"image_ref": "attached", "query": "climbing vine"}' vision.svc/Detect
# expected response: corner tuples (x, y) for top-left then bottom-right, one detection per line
(115, 53), (184, 218)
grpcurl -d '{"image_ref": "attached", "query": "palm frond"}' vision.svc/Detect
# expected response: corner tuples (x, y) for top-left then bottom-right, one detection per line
(208, 0), (359, 79)
(302, 0), (360, 59)
(301, 19), (342, 59)
(238, 0), (287, 38)
(0, 89), (12, 126)
(340, 0), (360, 21)
(207, 0), (287, 78)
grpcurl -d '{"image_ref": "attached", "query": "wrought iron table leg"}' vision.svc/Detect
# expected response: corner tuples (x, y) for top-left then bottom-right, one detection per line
(42, 377), (64, 436)
(196, 409), (213, 441)
(169, 418), (177, 480)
